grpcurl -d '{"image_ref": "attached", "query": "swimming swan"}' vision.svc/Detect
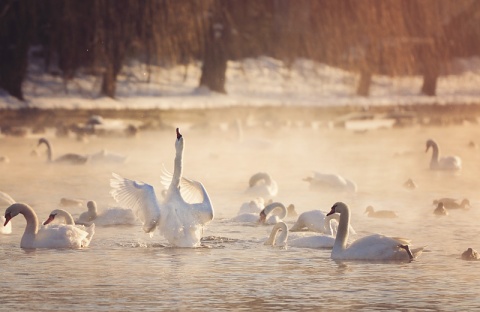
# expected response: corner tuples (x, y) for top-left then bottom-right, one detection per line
(425, 139), (461, 171)
(0, 191), (15, 234)
(37, 138), (89, 164)
(4, 203), (94, 249)
(110, 128), (214, 248)
(327, 202), (424, 261)
(232, 202), (287, 225)
(303, 171), (357, 193)
(245, 172), (278, 198)
(43, 208), (95, 247)
(75, 200), (137, 226)
(265, 221), (336, 248)
(290, 209), (356, 236)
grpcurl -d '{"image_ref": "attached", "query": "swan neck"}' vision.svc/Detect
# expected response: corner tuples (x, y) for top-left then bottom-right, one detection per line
(41, 139), (53, 162)
(20, 206), (39, 246)
(429, 142), (439, 164)
(265, 222), (287, 246)
(324, 213), (339, 236)
(264, 202), (286, 219)
(249, 172), (271, 186)
(172, 139), (184, 188)
(333, 207), (350, 253)
(58, 209), (75, 225)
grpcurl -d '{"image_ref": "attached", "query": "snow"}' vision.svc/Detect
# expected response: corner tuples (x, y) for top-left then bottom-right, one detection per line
(1, 56), (480, 110)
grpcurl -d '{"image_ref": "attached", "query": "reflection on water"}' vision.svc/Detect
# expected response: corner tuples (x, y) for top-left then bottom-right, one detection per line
(1, 123), (480, 311)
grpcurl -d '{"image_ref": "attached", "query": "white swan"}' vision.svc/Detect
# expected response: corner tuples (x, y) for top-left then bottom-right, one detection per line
(0, 191), (15, 234)
(327, 202), (424, 261)
(110, 128), (214, 248)
(43, 209), (95, 247)
(37, 138), (89, 164)
(426, 139), (461, 171)
(237, 197), (266, 215)
(231, 202), (286, 225)
(75, 200), (137, 226)
(264, 221), (335, 248)
(303, 171), (357, 193)
(245, 172), (278, 198)
(432, 198), (470, 209)
(289, 209), (356, 235)
(4, 203), (95, 249)
(89, 149), (128, 164)
(364, 206), (398, 218)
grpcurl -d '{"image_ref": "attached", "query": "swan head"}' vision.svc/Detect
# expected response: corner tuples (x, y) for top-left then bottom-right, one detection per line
(4, 203), (27, 226)
(327, 202), (348, 216)
(43, 211), (58, 225)
(176, 128), (182, 140)
(175, 128), (184, 151)
(37, 137), (48, 146)
(259, 210), (267, 224)
(425, 139), (436, 152)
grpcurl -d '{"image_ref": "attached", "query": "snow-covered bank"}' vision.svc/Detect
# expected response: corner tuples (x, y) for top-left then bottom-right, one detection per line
(1, 57), (480, 111)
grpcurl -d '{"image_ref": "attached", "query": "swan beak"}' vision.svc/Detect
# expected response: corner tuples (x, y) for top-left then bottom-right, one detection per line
(326, 208), (335, 216)
(43, 214), (55, 225)
(176, 128), (182, 140)
(4, 213), (11, 226)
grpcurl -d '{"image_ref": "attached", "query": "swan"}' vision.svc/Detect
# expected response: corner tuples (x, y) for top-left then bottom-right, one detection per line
(265, 221), (336, 248)
(42, 209), (95, 247)
(461, 248), (480, 261)
(433, 202), (448, 216)
(37, 138), (89, 164)
(425, 139), (461, 171)
(289, 209), (356, 236)
(326, 202), (424, 261)
(110, 128), (214, 248)
(237, 197), (266, 215)
(364, 206), (398, 218)
(89, 149), (128, 163)
(4, 203), (95, 249)
(59, 197), (84, 207)
(0, 191), (15, 234)
(232, 202), (287, 225)
(76, 200), (137, 226)
(245, 172), (278, 198)
(303, 171), (357, 193)
(432, 198), (470, 209)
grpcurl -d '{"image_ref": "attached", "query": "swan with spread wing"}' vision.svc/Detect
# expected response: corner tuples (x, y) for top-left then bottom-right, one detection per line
(110, 128), (214, 247)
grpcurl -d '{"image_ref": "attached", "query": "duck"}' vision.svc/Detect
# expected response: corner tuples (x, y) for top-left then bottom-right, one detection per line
(110, 128), (214, 248)
(0, 191), (15, 234)
(264, 221), (335, 249)
(4, 203), (94, 249)
(303, 171), (357, 193)
(461, 248), (480, 261)
(364, 206), (398, 218)
(75, 200), (137, 226)
(289, 209), (356, 236)
(433, 202), (448, 216)
(326, 202), (424, 261)
(432, 198), (470, 210)
(245, 172), (278, 198)
(403, 178), (417, 190)
(37, 137), (89, 164)
(231, 202), (287, 225)
(42, 209), (95, 247)
(425, 139), (461, 171)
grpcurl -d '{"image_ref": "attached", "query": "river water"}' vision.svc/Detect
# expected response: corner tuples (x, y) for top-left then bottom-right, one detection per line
(1, 120), (479, 311)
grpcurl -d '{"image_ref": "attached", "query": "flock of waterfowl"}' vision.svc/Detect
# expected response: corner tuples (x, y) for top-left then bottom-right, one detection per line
(1, 127), (479, 262)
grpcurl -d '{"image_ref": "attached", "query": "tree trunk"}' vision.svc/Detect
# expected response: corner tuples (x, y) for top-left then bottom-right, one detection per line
(199, 1), (228, 94)
(356, 69), (372, 96)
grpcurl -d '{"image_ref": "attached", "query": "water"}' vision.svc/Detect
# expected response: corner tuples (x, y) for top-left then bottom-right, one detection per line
(1, 122), (480, 311)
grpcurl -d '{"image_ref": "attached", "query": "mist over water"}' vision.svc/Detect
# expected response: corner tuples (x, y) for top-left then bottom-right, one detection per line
(1, 121), (480, 311)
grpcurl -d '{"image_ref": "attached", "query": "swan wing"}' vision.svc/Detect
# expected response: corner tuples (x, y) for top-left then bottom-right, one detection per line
(110, 173), (161, 234)
(341, 234), (412, 260)
(312, 172), (347, 186)
(439, 156), (462, 170)
(35, 224), (89, 249)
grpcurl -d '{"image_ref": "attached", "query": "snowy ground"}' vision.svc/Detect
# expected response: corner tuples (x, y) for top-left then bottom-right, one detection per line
(1, 57), (480, 110)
